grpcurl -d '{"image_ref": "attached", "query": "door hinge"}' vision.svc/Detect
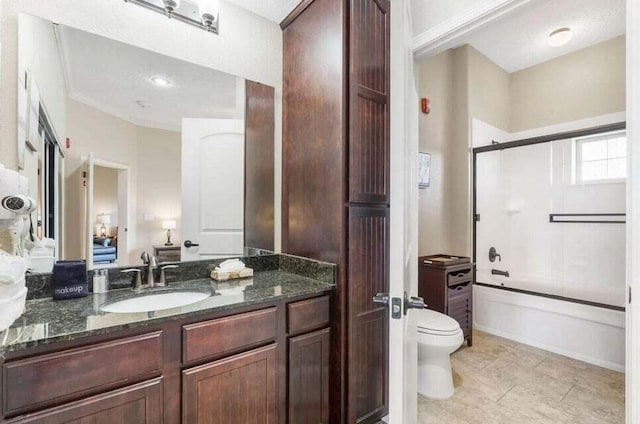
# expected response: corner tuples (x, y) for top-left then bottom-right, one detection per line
(629, 286), (632, 304)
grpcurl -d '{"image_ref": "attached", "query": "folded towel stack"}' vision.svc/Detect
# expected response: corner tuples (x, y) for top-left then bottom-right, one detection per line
(53, 260), (88, 300)
(0, 255), (28, 332)
(29, 237), (56, 273)
(210, 258), (254, 281)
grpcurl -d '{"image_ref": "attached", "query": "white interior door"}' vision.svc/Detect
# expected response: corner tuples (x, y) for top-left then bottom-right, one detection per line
(181, 119), (245, 261)
(388, 0), (420, 422)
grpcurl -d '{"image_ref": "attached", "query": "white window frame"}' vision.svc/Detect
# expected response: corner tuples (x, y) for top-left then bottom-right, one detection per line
(574, 130), (627, 185)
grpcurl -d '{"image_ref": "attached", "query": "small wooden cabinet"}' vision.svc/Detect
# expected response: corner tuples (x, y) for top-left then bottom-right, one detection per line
(287, 295), (331, 424)
(153, 245), (181, 263)
(182, 345), (277, 424)
(418, 256), (473, 346)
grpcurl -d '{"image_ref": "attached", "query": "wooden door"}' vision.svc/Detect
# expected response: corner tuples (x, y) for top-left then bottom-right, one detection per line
(348, 207), (389, 422)
(349, 0), (390, 205)
(182, 344), (277, 424)
(288, 328), (331, 424)
(4, 379), (162, 424)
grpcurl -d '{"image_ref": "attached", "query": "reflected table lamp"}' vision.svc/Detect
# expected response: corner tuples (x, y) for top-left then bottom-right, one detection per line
(162, 220), (177, 246)
(97, 214), (111, 237)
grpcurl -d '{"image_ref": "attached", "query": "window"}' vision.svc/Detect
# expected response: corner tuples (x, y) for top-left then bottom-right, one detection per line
(575, 130), (627, 183)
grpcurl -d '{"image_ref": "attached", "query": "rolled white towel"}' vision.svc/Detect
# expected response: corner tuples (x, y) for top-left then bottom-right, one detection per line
(214, 258), (245, 273)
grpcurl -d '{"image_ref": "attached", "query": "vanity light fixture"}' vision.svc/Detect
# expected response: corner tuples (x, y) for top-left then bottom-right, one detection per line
(124, 0), (219, 34)
(548, 27), (572, 47)
(150, 76), (171, 86)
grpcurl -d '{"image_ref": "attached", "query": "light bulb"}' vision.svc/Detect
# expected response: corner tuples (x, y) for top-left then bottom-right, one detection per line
(162, 0), (181, 14)
(199, 0), (219, 29)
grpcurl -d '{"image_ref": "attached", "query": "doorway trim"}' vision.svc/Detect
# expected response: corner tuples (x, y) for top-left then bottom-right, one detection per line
(626, 0), (639, 421)
(412, 0), (534, 59)
(82, 155), (130, 269)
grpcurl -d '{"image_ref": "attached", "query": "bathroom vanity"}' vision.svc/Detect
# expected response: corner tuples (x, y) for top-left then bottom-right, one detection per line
(418, 256), (473, 346)
(0, 255), (335, 424)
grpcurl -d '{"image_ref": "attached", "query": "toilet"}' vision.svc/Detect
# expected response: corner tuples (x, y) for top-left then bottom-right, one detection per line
(415, 309), (464, 399)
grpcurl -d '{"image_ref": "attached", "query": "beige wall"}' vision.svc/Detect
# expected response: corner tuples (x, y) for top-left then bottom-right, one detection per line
(467, 46), (510, 132)
(417, 47), (471, 257)
(135, 126), (181, 261)
(510, 36), (626, 132)
(417, 37), (625, 257)
(64, 99), (138, 260)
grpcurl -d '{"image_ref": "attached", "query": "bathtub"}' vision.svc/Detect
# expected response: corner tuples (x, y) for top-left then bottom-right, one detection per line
(473, 270), (625, 371)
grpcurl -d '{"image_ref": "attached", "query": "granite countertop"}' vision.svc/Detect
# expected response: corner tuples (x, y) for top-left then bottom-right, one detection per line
(1, 270), (335, 355)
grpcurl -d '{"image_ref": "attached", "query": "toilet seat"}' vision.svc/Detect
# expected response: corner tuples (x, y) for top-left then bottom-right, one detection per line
(415, 309), (461, 336)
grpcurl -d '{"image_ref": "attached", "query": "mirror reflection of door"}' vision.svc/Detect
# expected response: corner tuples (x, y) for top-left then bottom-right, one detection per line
(181, 119), (245, 261)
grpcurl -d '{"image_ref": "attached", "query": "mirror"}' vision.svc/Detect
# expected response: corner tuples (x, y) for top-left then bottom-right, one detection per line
(17, 13), (275, 270)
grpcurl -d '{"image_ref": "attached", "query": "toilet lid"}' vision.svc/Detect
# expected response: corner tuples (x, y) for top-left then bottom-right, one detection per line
(415, 309), (461, 335)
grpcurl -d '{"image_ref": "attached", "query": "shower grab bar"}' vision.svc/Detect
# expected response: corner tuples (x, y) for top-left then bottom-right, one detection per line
(549, 213), (625, 224)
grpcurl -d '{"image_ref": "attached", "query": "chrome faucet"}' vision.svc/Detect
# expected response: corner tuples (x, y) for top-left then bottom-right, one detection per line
(140, 251), (159, 288)
(491, 269), (510, 277)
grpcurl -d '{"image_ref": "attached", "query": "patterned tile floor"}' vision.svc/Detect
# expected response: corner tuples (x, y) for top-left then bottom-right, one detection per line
(418, 331), (625, 424)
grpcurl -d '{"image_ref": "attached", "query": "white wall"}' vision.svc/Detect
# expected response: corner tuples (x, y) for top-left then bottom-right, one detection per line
(0, 0), (283, 251)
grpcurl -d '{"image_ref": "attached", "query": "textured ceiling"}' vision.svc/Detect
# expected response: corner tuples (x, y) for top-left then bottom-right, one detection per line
(453, 0), (626, 72)
(224, 0), (301, 23)
(57, 25), (242, 132)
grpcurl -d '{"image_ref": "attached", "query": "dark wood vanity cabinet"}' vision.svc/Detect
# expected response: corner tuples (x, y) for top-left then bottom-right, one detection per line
(281, 0), (390, 422)
(0, 293), (333, 424)
(418, 259), (473, 346)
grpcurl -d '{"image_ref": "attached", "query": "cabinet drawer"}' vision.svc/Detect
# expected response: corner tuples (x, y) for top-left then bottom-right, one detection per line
(3, 332), (162, 416)
(448, 293), (471, 330)
(288, 295), (330, 335)
(448, 280), (471, 297)
(183, 307), (277, 364)
(447, 268), (472, 286)
(4, 378), (163, 424)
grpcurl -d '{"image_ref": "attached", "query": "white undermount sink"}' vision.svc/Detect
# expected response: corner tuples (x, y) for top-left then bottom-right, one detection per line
(100, 291), (210, 314)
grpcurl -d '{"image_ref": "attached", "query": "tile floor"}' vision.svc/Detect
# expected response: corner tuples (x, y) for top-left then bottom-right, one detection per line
(418, 331), (625, 424)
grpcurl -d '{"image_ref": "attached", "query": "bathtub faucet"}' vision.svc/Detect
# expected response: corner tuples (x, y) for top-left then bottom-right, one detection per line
(491, 269), (510, 277)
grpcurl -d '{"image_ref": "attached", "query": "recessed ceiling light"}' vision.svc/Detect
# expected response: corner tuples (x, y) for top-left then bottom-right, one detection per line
(548, 28), (572, 47)
(150, 76), (171, 86)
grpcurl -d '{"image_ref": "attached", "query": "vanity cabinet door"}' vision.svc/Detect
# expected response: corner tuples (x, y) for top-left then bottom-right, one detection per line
(182, 344), (277, 424)
(288, 328), (331, 424)
(4, 378), (163, 424)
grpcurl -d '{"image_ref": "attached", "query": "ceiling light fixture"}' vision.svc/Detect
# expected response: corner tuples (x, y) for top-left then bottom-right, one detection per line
(548, 27), (573, 47)
(150, 76), (171, 86)
(124, 0), (219, 34)
(198, 0), (220, 31)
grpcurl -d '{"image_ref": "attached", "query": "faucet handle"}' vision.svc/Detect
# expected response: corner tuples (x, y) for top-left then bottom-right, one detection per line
(121, 268), (143, 292)
(158, 264), (179, 287)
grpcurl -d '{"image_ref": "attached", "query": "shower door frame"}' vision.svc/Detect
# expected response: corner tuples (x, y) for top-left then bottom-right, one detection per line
(471, 121), (627, 312)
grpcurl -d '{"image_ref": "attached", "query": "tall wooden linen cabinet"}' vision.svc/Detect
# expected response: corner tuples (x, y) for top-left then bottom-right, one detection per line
(281, 0), (390, 423)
